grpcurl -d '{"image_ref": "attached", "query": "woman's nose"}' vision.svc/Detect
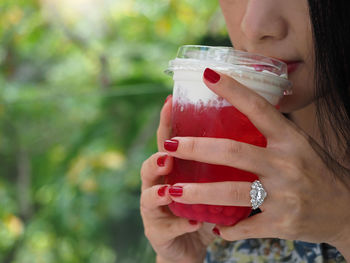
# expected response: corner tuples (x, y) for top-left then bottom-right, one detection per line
(241, 0), (288, 43)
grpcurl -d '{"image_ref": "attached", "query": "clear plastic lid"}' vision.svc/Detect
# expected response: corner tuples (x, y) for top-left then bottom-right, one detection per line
(166, 45), (292, 95)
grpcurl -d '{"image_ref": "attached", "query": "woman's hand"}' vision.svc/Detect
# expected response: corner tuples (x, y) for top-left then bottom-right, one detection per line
(140, 96), (215, 263)
(162, 69), (350, 255)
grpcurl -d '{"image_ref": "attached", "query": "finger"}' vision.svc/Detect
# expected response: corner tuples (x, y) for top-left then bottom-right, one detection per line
(141, 185), (204, 245)
(164, 137), (274, 176)
(141, 152), (173, 191)
(216, 213), (276, 241)
(168, 181), (252, 207)
(203, 68), (290, 141)
(140, 184), (173, 219)
(157, 95), (173, 151)
(145, 216), (203, 247)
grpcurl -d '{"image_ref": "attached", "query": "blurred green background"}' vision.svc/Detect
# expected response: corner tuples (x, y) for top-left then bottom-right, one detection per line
(0, 0), (229, 262)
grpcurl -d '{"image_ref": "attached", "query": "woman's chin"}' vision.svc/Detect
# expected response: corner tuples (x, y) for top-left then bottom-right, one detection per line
(277, 94), (315, 114)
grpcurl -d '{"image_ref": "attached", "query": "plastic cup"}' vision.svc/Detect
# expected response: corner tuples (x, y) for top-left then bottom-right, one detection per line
(165, 45), (291, 226)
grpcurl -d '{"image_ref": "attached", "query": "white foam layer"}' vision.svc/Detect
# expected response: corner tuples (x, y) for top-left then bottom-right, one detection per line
(172, 68), (288, 107)
(173, 79), (231, 107)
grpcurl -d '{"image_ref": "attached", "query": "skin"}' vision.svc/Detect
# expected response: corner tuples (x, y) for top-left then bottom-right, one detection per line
(140, 0), (350, 262)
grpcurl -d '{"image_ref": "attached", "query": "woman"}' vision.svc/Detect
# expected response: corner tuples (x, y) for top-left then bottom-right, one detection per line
(140, 0), (350, 262)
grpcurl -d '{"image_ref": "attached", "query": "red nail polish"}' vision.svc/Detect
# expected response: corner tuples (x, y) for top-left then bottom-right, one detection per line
(212, 227), (220, 236)
(204, 68), (220, 84)
(189, 220), (198, 225)
(157, 154), (168, 167)
(164, 94), (172, 104)
(169, 186), (183, 197)
(164, 139), (179, 152)
(275, 104), (280, 110)
(158, 186), (168, 197)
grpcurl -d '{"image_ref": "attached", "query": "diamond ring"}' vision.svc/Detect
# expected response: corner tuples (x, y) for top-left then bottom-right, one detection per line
(250, 180), (267, 209)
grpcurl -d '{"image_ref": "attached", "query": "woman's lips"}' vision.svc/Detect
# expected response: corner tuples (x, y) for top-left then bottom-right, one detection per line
(286, 62), (300, 74)
(278, 59), (301, 74)
(251, 59), (301, 75)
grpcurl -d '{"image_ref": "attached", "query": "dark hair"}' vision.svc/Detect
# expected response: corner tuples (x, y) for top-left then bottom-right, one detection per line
(307, 0), (350, 174)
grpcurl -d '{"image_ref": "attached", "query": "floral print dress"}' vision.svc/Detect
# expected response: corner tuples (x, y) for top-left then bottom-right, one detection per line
(205, 239), (345, 263)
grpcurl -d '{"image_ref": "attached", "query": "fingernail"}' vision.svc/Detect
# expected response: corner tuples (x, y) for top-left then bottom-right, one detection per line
(164, 94), (172, 104)
(204, 68), (220, 84)
(189, 220), (198, 225)
(158, 186), (168, 197)
(164, 139), (179, 152)
(157, 154), (168, 167)
(275, 104), (280, 110)
(212, 227), (220, 236)
(169, 186), (183, 197)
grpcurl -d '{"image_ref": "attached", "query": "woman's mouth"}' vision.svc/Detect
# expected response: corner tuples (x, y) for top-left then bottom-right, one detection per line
(286, 62), (301, 75)
(251, 58), (301, 76)
(279, 60), (301, 75)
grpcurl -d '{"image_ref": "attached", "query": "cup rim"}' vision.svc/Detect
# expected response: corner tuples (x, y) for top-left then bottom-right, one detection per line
(165, 45), (292, 95)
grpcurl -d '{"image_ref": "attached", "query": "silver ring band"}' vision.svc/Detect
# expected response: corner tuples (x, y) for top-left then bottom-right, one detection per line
(250, 180), (267, 209)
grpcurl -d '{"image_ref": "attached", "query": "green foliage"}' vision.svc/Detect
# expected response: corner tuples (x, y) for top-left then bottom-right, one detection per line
(0, 0), (228, 262)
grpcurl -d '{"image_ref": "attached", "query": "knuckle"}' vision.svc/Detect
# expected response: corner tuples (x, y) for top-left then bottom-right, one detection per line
(227, 184), (242, 202)
(274, 156), (304, 181)
(249, 96), (270, 115)
(278, 194), (305, 239)
(140, 160), (148, 180)
(284, 193), (302, 214)
(140, 153), (159, 182)
(156, 127), (164, 142)
(140, 191), (154, 213)
(139, 197), (148, 213)
(284, 125), (310, 150)
(185, 138), (198, 155)
(141, 158), (148, 170)
(140, 208), (147, 221)
(225, 141), (243, 162)
(283, 159), (300, 177)
(229, 141), (243, 155)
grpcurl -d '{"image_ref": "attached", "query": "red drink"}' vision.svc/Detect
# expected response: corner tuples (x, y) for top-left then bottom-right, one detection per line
(165, 102), (267, 226)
